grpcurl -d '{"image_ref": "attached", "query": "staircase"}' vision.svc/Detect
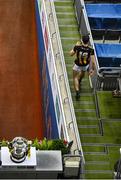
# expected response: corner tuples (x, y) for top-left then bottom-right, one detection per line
(54, 0), (113, 179)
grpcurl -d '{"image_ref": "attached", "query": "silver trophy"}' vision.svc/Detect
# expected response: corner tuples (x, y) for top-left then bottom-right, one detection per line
(8, 137), (31, 163)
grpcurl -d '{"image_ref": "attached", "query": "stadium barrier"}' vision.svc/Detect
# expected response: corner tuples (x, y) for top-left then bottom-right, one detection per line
(36, 0), (85, 167)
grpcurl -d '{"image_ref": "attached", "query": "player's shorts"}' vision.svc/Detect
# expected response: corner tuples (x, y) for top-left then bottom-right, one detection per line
(73, 64), (89, 72)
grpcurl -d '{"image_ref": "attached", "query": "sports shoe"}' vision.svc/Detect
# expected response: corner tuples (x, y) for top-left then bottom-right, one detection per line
(79, 79), (81, 91)
(79, 78), (81, 85)
(76, 90), (80, 100)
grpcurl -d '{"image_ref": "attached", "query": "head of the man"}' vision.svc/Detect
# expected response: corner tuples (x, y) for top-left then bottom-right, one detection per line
(82, 35), (89, 44)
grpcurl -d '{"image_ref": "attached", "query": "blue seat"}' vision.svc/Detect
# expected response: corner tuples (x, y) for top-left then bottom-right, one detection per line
(95, 43), (121, 68)
(91, 29), (106, 41)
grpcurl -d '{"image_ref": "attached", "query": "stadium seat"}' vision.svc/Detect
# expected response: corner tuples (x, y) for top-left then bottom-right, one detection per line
(85, 0), (121, 3)
(104, 29), (121, 43)
(91, 29), (106, 43)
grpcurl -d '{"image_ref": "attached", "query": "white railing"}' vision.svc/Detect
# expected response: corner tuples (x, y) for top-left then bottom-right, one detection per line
(42, 0), (85, 163)
(40, 0), (69, 142)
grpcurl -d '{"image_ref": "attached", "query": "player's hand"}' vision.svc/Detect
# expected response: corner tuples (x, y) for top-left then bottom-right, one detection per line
(89, 69), (95, 76)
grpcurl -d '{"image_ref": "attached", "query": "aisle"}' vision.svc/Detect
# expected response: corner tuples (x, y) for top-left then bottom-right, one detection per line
(0, 0), (44, 140)
(54, 0), (113, 179)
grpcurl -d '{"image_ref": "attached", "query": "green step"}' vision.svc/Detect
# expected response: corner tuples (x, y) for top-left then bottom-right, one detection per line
(66, 66), (73, 72)
(56, 13), (75, 19)
(97, 91), (121, 119)
(81, 135), (120, 144)
(75, 111), (97, 118)
(65, 56), (76, 61)
(85, 172), (113, 179)
(69, 83), (91, 90)
(59, 25), (78, 31)
(65, 59), (74, 65)
(77, 116), (97, 120)
(62, 39), (78, 44)
(60, 31), (80, 38)
(78, 127), (99, 135)
(82, 145), (106, 153)
(64, 51), (73, 57)
(107, 146), (121, 170)
(55, 7), (74, 13)
(74, 103), (95, 109)
(69, 85), (91, 92)
(65, 56), (74, 60)
(62, 44), (76, 51)
(61, 39), (78, 45)
(68, 77), (90, 83)
(77, 119), (99, 126)
(57, 18), (77, 26)
(69, 79), (91, 85)
(84, 154), (109, 161)
(71, 88), (92, 93)
(85, 162), (111, 171)
(72, 95), (95, 102)
(103, 121), (121, 138)
(69, 83), (92, 91)
(54, 1), (73, 6)
(75, 109), (96, 112)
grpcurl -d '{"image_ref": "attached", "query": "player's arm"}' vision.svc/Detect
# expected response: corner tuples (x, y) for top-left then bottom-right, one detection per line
(69, 41), (81, 56)
(69, 49), (75, 56)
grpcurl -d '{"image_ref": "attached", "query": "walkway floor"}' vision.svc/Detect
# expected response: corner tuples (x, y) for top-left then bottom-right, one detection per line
(0, 0), (44, 140)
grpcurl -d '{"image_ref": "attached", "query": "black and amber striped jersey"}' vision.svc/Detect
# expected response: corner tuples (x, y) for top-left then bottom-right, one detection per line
(73, 44), (94, 66)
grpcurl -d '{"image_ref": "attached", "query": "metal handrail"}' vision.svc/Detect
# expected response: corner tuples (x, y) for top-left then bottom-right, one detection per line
(98, 67), (121, 77)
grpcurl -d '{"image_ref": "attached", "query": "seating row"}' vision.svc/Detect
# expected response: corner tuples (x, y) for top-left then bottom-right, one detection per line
(85, 0), (121, 3)
(86, 4), (121, 30)
(94, 43), (121, 67)
(91, 29), (121, 43)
